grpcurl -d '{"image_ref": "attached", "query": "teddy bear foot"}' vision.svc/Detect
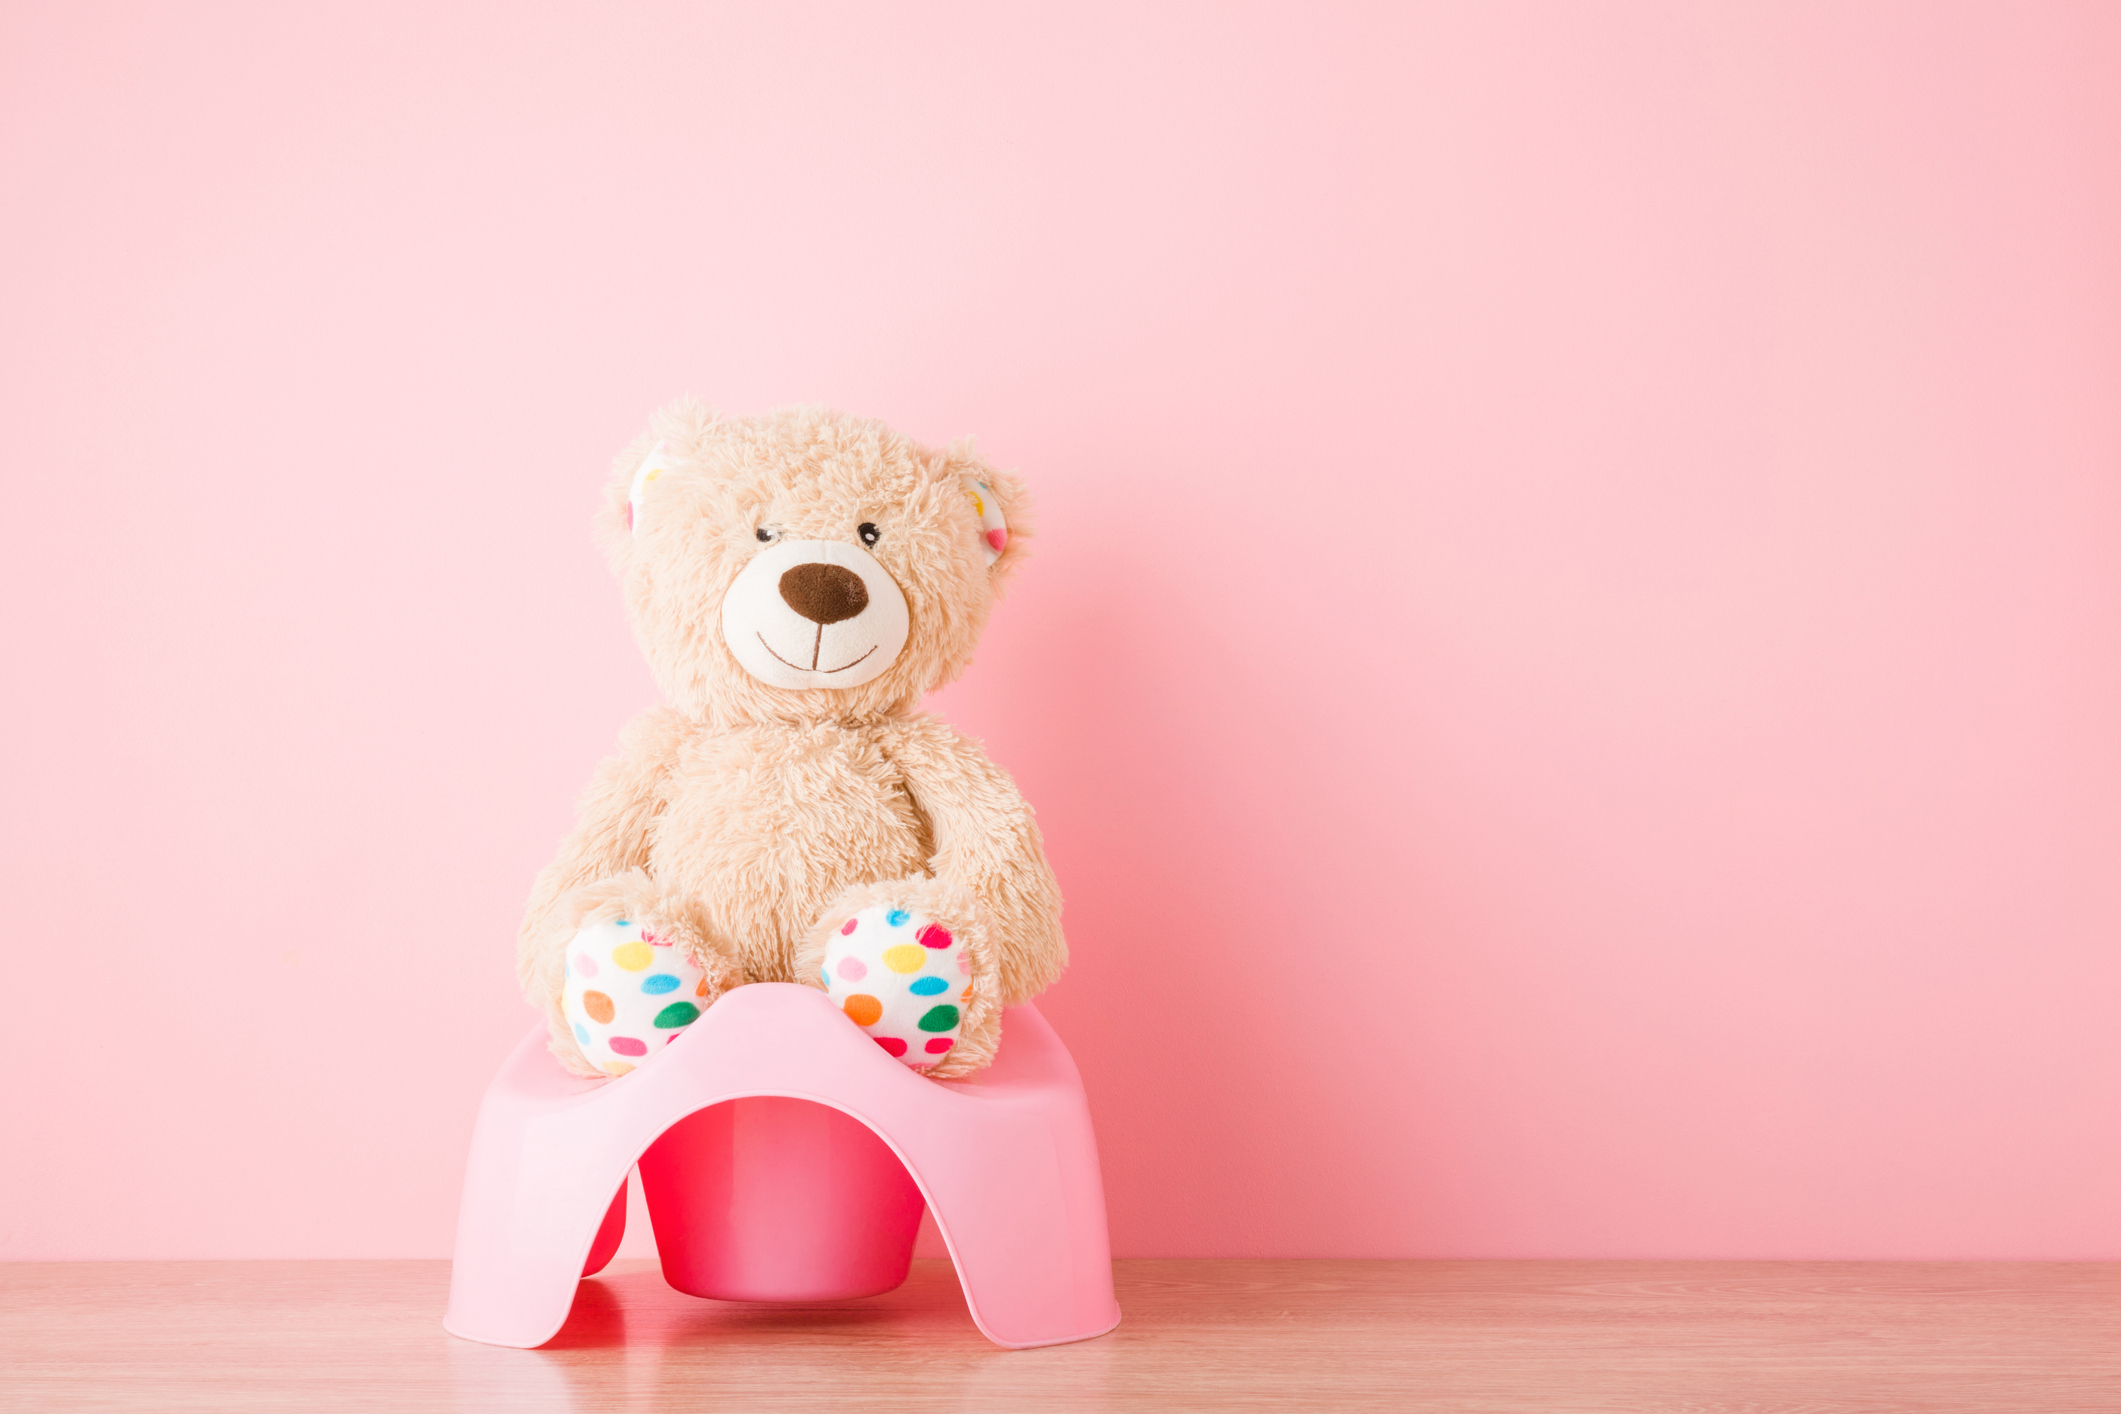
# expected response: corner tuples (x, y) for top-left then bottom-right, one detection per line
(816, 902), (996, 1077)
(562, 915), (723, 1077)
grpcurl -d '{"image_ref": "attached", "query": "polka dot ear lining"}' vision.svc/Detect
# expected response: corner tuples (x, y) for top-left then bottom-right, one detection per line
(627, 441), (673, 534)
(960, 474), (1008, 564)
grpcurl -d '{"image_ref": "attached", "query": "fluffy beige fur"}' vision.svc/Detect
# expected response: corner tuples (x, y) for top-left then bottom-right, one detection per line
(517, 402), (1065, 1080)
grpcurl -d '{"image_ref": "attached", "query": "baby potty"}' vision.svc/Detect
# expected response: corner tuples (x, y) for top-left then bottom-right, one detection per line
(442, 983), (1120, 1350)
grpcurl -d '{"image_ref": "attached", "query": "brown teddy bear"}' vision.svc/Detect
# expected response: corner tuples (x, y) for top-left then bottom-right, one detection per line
(517, 401), (1066, 1081)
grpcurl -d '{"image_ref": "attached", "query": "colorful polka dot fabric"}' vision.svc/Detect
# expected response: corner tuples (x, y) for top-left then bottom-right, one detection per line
(823, 904), (972, 1069)
(562, 915), (710, 1077)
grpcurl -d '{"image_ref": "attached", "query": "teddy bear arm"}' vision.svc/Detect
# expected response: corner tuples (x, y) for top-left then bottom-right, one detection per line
(887, 722), (1068, 1007)
(515, 707), (686, 1009)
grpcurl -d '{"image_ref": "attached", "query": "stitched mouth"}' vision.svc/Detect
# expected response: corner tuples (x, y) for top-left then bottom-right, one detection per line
(759, 631), (879, 676)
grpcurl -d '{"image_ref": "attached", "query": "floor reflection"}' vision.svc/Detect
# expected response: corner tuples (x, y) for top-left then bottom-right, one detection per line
(447, 1259), (1114, 1412)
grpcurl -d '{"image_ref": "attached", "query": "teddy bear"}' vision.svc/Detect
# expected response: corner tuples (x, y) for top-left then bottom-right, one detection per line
(516, 401), (1066, 1082)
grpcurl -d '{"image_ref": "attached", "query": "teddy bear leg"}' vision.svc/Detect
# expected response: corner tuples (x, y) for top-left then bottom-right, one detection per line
(820, 906), (982, 1073)
(561, 916), (711, 1076)
(799, 882), (1002, 1079)
(549, 871), (741, 1078)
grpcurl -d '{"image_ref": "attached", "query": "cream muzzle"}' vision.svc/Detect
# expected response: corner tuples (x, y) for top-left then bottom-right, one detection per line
(719, 539), (910, 689)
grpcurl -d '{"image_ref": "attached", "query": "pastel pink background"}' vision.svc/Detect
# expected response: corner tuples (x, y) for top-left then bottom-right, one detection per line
(3, 2), (2118, 1263)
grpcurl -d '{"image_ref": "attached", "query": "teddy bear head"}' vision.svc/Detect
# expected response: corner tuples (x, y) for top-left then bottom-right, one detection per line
(596, 400), (1030, 723)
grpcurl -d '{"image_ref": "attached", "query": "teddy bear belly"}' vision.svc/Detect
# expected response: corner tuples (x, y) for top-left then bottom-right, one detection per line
(647, 767), (930, 985)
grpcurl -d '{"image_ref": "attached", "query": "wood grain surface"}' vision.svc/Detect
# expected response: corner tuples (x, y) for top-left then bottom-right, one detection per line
(3, 1259), (2115, 1412)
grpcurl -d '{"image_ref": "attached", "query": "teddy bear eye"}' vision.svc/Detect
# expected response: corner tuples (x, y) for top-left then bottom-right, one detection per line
(755, 526), (777, 543)
(858, 522), (881, 547)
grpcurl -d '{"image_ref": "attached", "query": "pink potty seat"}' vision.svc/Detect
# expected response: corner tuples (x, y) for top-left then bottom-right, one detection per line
(442, 983), (1120, 1350)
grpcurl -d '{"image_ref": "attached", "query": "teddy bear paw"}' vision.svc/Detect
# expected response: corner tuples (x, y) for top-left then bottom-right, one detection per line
(562, 915), (716, 1077)
(820, 904), (975, 1069)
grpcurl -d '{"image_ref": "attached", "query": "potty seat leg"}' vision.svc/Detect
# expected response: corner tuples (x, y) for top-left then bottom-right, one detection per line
(581, 1180), (627, 1278)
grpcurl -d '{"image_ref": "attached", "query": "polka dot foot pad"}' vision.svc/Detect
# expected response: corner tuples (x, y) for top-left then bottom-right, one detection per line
(822, 904), (971, 1069)
(562, 917), (711, 1077)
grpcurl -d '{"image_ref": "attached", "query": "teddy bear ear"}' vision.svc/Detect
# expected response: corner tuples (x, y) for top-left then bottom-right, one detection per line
(625, 441), (675, 534)
(958, 473), (1010, 565)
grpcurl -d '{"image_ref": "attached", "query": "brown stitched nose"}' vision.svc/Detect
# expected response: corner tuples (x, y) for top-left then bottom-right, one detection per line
(778, 562), (869, 625)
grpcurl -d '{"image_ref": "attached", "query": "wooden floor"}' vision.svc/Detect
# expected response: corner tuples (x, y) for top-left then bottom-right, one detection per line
(3, 1259), (2116, 1412)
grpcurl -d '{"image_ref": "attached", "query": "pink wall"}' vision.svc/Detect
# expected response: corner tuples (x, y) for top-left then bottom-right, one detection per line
(3, 2), (2118, 1262)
